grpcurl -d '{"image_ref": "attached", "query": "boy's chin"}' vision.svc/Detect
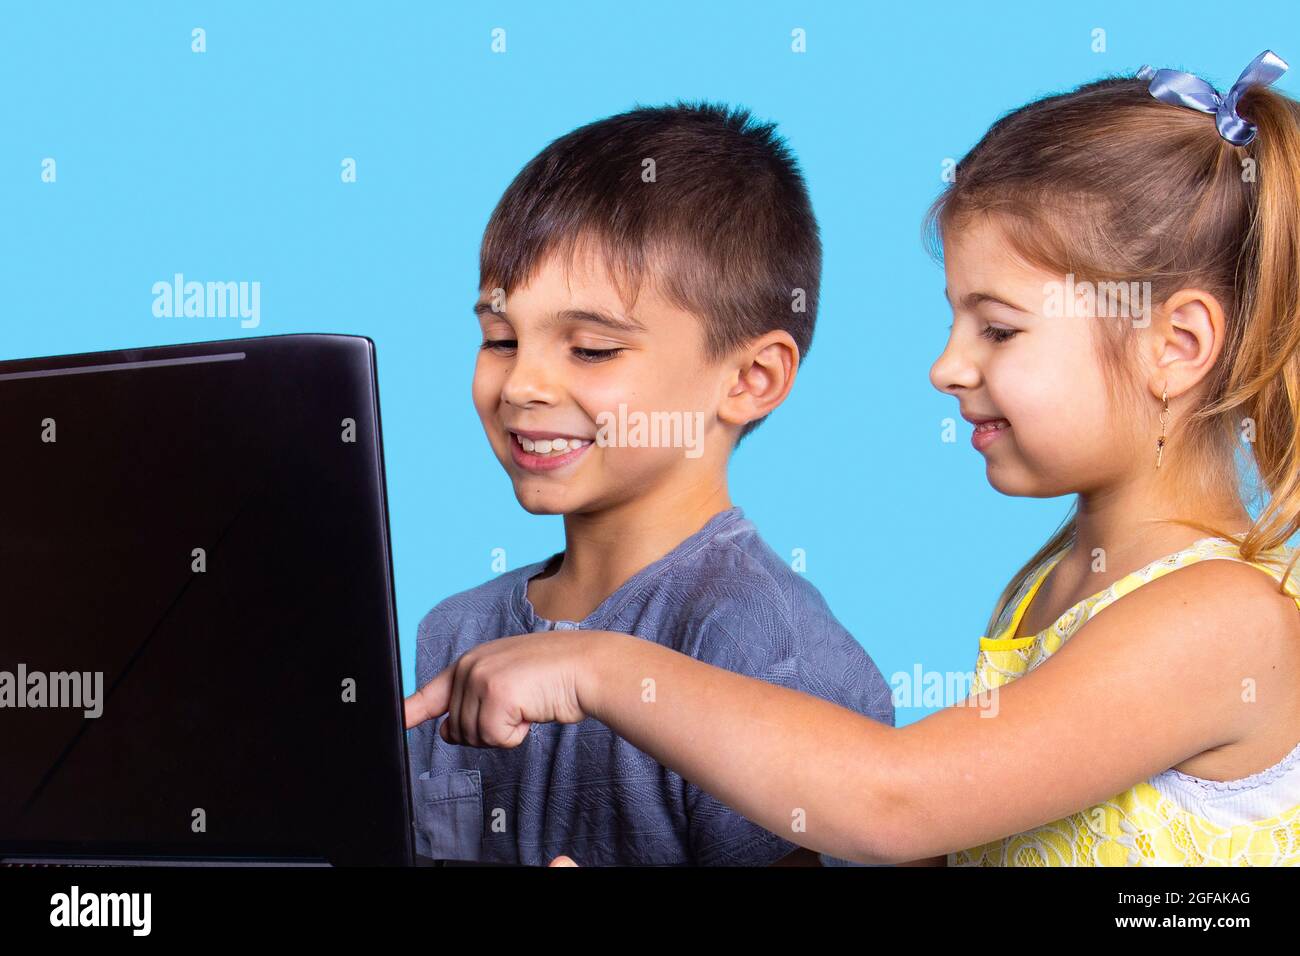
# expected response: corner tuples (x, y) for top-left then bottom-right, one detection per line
(509, 478), (626, 517)
(515, 498), (568, 516)
(509, 480), (585, 516)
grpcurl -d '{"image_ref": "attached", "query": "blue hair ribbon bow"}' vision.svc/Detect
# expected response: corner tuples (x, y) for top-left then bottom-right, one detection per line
(1135, 49), (1289, 146)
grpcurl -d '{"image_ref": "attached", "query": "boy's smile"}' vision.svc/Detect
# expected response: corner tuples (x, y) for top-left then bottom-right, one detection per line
(508, 428), (594, 473)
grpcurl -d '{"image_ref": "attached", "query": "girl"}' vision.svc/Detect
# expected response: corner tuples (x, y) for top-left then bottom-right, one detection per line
(407, 52), (1300, 866)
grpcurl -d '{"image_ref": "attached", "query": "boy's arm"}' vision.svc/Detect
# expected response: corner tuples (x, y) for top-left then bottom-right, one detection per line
(680, 787), (801, 865)
(772, 848), (824, 866)
(679, 612), (887, 867)
(675, 617), (809, 865)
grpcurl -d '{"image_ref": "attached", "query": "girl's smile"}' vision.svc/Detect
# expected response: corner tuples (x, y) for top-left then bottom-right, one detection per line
(970, 418), (1011, 451)
(962, 409), (1012, 452)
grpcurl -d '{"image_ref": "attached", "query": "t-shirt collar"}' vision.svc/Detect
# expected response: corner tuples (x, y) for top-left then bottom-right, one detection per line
(508, 506), (747, 632)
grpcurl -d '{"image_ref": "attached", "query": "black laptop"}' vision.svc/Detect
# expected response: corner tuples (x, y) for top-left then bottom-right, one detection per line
(0, 334), (415, 866)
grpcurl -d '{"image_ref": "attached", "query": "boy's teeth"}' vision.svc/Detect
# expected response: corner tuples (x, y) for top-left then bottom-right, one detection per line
(975, 419), (1010, 432)
(515, 433), (589, 456)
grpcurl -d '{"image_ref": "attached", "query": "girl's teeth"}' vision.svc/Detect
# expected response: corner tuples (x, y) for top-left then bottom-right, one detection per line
(515, 434), (589, 456)
(975, 419), (1010, 432)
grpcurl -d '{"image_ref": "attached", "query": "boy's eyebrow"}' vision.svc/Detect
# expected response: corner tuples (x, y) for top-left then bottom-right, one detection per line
(551, 308), (648, 333)
(472, 301), (648, 334)
(943, 287), (1031, 314)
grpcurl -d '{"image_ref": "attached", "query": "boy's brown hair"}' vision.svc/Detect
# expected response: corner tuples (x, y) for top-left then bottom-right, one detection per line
(479, 100), (822, 440)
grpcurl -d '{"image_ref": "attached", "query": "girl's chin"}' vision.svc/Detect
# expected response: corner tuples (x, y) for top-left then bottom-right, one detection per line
(982, 458), (1022, 493)
(985, 468), (1060, 500)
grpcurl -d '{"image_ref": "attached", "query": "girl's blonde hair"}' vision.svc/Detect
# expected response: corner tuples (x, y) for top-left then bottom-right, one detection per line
(921, 70), (1300, 639)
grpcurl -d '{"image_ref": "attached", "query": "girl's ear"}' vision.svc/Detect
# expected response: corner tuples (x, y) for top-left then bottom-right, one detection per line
(1149, 288), (1227, 399)
(717, 330), (800, 429)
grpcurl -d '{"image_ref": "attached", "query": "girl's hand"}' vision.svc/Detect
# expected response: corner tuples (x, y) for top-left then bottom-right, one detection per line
(403, 631), (606, 747)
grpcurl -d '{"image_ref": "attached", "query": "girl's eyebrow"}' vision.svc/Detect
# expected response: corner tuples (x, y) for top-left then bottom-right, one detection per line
(943, 287), (1031, 313)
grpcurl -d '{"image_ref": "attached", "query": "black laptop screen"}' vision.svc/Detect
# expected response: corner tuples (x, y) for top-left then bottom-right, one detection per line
(0, 335), (413, 866)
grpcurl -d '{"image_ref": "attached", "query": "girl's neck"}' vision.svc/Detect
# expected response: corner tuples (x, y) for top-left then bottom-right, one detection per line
(1015, 486), (1253, 639)
(527, 476), (734, 622)
(1069, 481), (1253, 572)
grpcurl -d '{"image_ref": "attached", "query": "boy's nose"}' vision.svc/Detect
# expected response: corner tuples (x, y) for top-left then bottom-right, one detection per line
(501, 349), (562, 408)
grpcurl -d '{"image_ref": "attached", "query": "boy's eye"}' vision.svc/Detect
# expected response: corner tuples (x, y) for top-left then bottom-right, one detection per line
(980, 326), (1018, 343)
(572, 347), (624, 363)
(481, 338), (517, 353)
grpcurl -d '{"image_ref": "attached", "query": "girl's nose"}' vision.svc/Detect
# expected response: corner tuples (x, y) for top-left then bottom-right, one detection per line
(929, 337), (981, 396)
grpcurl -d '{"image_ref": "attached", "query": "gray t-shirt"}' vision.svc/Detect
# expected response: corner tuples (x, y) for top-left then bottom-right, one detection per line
(407, 507), (894, 866)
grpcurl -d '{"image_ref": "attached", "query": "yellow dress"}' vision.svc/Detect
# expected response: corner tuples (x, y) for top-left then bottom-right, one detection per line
(947, 536), (1300, 866)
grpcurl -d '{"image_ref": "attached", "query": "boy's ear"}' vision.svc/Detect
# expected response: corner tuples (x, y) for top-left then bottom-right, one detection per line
(717, 330), (800, 430)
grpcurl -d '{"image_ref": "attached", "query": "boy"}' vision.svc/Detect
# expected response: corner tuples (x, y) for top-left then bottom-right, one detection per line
(408, 101), (893, 866)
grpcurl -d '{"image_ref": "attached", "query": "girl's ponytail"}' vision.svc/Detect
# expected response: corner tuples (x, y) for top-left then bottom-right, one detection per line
(1224, 86), (1300, 581)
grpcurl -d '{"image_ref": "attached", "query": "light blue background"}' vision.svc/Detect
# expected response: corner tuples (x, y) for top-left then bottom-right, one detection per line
(3, 2), (1295, 724)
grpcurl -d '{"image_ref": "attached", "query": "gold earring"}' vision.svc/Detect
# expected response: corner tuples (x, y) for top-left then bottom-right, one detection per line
(1155, 387), (1169, 469)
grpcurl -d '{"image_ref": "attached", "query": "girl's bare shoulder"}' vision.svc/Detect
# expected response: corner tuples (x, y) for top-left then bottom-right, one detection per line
(1161, 556), (1300, 635)
(1118, 556), (1300, 669)
(1146, 557), (1300, 777)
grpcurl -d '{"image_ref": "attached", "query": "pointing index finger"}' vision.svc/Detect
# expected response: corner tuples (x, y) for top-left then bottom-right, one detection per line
(404, 667), (453, 730)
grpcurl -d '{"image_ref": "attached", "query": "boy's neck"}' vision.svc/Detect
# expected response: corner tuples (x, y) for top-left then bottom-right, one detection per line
(527, 479), (734, 623)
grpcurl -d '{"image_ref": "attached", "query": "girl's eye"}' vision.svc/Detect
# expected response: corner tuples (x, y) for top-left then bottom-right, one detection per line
(981, 326), (1018, 343)
(480, 338), (517, 353)
(572, 347), (624, 363)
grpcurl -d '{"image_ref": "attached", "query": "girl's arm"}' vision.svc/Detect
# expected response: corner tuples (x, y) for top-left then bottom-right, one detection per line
(407, 559), (1289, 864)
